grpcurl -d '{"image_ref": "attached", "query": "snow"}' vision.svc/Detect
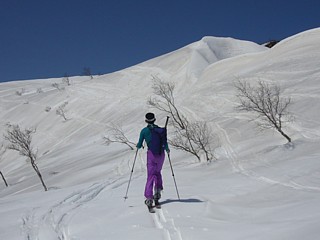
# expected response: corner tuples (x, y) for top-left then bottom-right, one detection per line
(1, 27), (320, 240)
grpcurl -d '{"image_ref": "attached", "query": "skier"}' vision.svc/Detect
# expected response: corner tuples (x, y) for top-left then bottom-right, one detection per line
(136, 112), (169, 211)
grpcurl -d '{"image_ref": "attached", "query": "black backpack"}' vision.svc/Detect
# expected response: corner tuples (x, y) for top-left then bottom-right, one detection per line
(148, 126), (167, 155)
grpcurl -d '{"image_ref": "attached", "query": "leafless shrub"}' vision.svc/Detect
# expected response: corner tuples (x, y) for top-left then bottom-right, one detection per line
(37, 88), (44, 93)
(52, 83), (61, 91)
(103, 123), (136, 150)
(0, 144), (9, 187)
(62, 73), (71, 86)
(15, 88), (25, 96)
(170, 120), (217, 162)
(3, 124), (48, 191)
(45, 106), (52, 112)
(234, 80), (293, 142)
(83, 67), (93, 79)
(148, 76), (218, 162)
(147, 76), (186, 129)
(56, 102), (68, 121)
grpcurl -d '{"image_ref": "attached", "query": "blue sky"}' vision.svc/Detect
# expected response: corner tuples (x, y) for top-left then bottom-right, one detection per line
(0, 0), (319, 82)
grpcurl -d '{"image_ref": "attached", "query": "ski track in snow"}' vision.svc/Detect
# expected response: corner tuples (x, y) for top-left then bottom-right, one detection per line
(151, 208), (183, 240)
(21, 177), (184, 240)
(216, 122), (320, 192)
(21, 178), (126, 240)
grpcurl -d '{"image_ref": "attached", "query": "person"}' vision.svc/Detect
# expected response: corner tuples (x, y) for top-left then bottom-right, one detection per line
(136, 112), (169, 209)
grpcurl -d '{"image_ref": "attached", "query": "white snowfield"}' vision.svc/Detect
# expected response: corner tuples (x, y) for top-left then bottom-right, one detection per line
(0, 28), (320, 240)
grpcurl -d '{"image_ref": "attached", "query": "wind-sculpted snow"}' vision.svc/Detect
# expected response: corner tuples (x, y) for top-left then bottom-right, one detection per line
(187, 36), (267, 78)
(1, 28), (320, 240)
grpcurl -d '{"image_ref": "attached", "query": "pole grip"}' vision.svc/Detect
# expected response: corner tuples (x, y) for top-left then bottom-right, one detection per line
(165, 116), (170, 129)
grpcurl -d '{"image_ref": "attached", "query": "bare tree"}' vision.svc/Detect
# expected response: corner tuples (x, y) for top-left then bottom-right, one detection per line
(0, 144), (9, 187)
(4, 124), (48, 191)
(103, 123), (136, 150)
(15, 88), (25, 96)
(235, 80), (292, 142)
(52, 83), (62, 91)
(147, 76), (186, 129)
(170, 120), (217, 162)
(45, 106), (52, 112)
(187, 121), (217, 161)
(83, 67), (93, 79)
(56, 102), (68, 121)
(148, 76), (218, 162)
(37, 88), (44, 94)
(62, 73), (71, 86)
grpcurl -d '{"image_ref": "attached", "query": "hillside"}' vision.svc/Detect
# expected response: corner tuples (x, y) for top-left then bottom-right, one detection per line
(0, 28), (320, 240)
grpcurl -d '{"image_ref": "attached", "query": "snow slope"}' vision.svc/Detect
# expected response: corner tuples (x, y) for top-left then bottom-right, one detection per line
(0, 28), (320, 240)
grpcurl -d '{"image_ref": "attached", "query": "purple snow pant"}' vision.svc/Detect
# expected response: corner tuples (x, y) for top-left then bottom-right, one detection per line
(144, 150), (165, 199)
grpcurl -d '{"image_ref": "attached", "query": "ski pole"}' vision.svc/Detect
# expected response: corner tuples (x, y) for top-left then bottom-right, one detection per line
(167, 152), (180, 200)
(124, 148), (139, 201)
(164, 116), (180, 200)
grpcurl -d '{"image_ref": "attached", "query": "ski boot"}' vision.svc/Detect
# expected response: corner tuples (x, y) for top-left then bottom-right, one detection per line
(153, 190), (162, 209)
(145, 199), (155, 213)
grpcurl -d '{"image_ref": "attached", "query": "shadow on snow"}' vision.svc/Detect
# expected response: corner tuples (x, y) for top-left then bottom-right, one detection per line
(160, 198), (203, 205)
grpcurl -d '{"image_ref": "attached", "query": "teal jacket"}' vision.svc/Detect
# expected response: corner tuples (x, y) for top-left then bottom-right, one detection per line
(137, 124), (169, 151)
